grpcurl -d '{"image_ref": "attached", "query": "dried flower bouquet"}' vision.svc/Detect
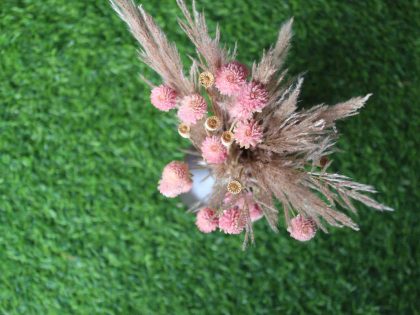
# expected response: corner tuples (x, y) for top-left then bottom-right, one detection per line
(111, 0), (392, 247)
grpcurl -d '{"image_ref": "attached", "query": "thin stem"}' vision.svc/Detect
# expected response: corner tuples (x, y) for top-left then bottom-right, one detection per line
(229, 119), (238, 132)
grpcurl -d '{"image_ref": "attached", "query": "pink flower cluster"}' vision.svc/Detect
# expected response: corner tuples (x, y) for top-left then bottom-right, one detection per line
(223, 192), (263, 222)
(195, 207), (246, 235)
(215, 62), (269, 120)
(212, 62), (267, 151)
(287, 214), (317, 241)
(158, 161), (192, 198)
(154, 60), (269, 238)
(215, 61), (268, 119)
(195, 192), (264, 235)
(150, 85), (208, 126)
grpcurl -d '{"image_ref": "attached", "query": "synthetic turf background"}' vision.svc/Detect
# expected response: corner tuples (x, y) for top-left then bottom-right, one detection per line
(0, 0), (418, 314)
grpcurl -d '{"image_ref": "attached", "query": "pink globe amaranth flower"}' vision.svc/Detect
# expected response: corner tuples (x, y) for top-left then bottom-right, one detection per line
(215, 61), (249, 96)
(249, 203), (263, 222)
(201, 136), (228, 164)
(177, 94), (207, 124)
(150, 85), (177, 111)
(196, 208), (219, 233)
(219, 208), (246, 234)
(231, 81), (269, 119)
(158, 181), (179, 198)
(229, 102), (250, 120)
(223, 192), (263, 222)
(234, 119), (263, 149)
(158, 161), (192, 198)
(287, 214), (317, 241)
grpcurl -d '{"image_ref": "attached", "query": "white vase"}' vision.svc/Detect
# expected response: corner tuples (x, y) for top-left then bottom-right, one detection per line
(180, 153), (214, 207)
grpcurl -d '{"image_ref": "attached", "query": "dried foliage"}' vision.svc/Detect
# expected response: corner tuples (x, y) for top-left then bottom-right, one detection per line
(111, 0), (392, 247)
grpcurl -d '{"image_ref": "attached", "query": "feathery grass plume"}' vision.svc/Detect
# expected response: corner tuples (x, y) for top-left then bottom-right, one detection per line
(110, 0), (393, 249)
(110, 0), (194, 95)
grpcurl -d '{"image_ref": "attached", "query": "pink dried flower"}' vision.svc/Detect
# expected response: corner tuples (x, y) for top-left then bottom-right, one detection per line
(231, 81), (269, 119)
(249, 203), (263, 222)
(215, 61), (249, 96)
(158, 161), (192, 198)
(177, 94), (207, 124)
(196, 207), (219, 233)
(287, 214), (317, 241)
(150, 85), (178, 111)
(234, 119), (263, 149)
(201, 136), (228, 164)
(223, 192), (263, 222)
(219, 208), (245, 234)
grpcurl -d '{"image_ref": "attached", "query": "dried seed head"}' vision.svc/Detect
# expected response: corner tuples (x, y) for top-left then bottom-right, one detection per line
(227, 180), (242, 195)
(178, 123), (190, 138)
(199, 71), (215, 88)
(221, 131), (234, 146)
(205, 116), (221, 131)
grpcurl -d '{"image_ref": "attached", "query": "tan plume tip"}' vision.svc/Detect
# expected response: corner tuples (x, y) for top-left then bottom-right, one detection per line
(178, 123), (191, 138)
(199, 71), (215, 88)
(205, 116), (221, 131)
(221, 131), (234, 146)
(227, 180), (242, 194)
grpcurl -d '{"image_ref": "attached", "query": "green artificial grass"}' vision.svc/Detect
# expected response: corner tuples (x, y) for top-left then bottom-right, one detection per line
(0, 0), (419, 314)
